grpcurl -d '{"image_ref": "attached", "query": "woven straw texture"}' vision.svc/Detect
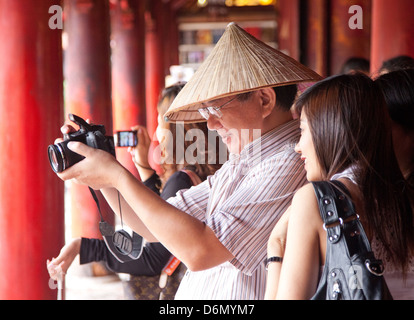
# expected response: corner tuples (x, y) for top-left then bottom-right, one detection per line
(164, 22), (322, 123)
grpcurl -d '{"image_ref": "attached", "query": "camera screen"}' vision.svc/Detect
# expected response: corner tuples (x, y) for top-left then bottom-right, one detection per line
(115, 131), (137, 147)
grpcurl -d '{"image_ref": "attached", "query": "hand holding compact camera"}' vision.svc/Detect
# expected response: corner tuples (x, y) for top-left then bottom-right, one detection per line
(114, 130), (138, 148)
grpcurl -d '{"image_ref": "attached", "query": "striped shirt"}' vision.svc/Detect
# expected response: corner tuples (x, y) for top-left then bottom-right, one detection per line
(167, 120), (307, 300)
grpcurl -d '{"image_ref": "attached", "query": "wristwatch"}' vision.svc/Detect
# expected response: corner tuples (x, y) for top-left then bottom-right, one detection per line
(265, 256), (283, 270)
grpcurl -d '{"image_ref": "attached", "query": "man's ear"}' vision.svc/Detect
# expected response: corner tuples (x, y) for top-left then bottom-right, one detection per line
(259, 87), (276, 118)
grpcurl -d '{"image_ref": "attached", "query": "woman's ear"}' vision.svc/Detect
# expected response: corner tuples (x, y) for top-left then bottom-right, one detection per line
(259, 87), (276, 118)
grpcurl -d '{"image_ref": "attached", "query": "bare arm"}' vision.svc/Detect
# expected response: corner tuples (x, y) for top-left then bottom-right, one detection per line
(264, 206), (290, 299)
(58, 142), (233, 271)
(128, 125), (154, 181)
(266, 184), (324, 300)
(100, 187), (158, 242)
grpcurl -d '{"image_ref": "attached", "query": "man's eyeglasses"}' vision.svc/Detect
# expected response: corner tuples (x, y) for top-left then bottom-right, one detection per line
(198, 96), (239, 120)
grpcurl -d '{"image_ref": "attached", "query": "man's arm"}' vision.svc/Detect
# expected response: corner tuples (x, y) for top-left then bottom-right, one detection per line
(59, 142), (233, 271)
(114, 169), (233, 271)
(100, 187), (158, 242)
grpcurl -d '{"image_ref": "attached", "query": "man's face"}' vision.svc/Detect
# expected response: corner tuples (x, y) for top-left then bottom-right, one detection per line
(205, 91), (264, 154)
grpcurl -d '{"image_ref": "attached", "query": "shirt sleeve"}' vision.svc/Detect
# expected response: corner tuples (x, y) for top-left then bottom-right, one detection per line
(209, 149), (305, 275)
(166, 149), (306, 276)
(166, 173), (214, 221)
(79, 238), (173, 276)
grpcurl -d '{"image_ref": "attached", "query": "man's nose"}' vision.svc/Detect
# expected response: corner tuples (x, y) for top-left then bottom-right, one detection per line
(206, 115), (221, 131)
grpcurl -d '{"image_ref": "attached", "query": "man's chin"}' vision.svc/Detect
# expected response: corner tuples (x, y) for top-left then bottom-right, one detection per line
(225, 140), (243, 155)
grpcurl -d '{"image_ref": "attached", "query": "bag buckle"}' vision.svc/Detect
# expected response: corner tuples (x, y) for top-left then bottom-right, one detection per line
(323, 214), (360, 231)
(365, 259), (385, 276)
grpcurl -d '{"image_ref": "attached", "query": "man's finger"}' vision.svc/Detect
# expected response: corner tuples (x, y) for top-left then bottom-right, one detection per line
(61, 124), (76, 135)
(67, 141), (94, 157)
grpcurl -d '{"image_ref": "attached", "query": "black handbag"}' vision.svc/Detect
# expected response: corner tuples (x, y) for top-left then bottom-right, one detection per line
(311, 180), (393, 300)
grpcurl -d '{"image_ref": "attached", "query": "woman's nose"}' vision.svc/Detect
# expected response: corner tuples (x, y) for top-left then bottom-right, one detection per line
(294, 142), (301, 154)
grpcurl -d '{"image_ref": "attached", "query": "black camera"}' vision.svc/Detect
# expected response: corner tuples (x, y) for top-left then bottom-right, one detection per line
(48, 114), (115, 173)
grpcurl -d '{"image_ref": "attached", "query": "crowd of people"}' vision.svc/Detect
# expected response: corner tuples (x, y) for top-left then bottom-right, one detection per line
(47, 22), (414, 300)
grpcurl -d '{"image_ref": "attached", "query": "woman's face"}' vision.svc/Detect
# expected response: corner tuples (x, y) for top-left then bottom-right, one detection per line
(295, 111), (323, 181)
(156, 113), (169, 146)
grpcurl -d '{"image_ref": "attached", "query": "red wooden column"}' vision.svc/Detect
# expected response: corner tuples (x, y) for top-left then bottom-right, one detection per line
(111, 0), (146, 177)
(329, 0), (372, 75)
(145, 0), (170, 171)
(276, 0), (300, 60)
(303, 0), (329, 77)
(64, 0), (114, 239)
(162, 3), (180, 78)
(145, 0), (165, 142)
(371, 0), (414, 74)
(0, 0), (64, 299)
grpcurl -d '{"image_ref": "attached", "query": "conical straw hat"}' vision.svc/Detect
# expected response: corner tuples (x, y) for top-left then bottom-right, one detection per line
(164, 22), (322, 123)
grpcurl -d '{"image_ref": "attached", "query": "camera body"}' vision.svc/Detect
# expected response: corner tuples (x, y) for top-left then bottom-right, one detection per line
(48, 114), (115, 173)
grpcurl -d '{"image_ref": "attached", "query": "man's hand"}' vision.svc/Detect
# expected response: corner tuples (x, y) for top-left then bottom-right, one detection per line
(57, 141), (125, 190)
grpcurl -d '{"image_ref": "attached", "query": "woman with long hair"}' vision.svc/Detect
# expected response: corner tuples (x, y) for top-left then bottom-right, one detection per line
(265, 74), (414, 300)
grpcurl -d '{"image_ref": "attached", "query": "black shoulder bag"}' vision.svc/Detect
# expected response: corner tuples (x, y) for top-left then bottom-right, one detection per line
(311, 180), (393, 300)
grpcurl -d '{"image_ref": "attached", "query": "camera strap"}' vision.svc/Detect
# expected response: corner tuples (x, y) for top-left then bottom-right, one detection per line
(88, 187), (144, 263)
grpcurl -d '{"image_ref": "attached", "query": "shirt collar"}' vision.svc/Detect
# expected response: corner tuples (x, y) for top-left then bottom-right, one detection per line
(229, 119), (300, 164)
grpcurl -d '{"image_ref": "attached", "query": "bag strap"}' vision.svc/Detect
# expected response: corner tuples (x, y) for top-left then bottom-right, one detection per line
(312, 180), (368, 248)
(312, 180), (388, 281)
(312, 181), (353, 244)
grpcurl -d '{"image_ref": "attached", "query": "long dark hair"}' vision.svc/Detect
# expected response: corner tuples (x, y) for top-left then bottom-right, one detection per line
(375, 69), (414, 132)
(375, 70), (414, 184)
(295, 74), (414, 275)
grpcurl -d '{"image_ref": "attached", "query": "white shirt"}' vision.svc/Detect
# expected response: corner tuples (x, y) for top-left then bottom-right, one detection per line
(167, 120), (307, 299)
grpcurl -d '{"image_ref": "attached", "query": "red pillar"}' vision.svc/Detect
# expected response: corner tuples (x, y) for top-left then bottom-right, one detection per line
(162, 3), (180, 77)
(277, 0), (300, 60)
(111, 0), (146, 177)
(329, 0), (372, 75)
(371, 0), (414, 74)
(64, 0), (113, 239)
(145, 0), (165, 142)
(0, 0), (64, 299)
(303, 0), (329, 77)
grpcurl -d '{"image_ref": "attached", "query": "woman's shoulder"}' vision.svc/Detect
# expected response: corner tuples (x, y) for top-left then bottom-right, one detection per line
(292, 183), (317, 204)
(290, 183), (320, 220)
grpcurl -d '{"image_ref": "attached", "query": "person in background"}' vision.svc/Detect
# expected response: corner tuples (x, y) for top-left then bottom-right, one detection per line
(374, 70), (414, 299)
(340, 57), (370, 75)
(47, 83), (224, 300)
(378, 55), (414, 75)
(265, 74), (413, 300)
(375, 69), (414, 183)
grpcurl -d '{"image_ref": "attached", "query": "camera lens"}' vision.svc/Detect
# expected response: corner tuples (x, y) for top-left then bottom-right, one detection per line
(48, 140), (86, 173)
(48, 144), (66, 173)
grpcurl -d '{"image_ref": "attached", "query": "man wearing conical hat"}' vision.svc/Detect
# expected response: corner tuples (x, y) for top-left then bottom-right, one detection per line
(56, 23), (322, 299)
